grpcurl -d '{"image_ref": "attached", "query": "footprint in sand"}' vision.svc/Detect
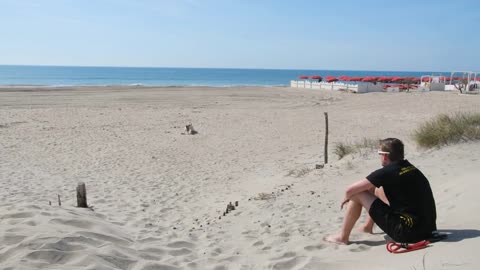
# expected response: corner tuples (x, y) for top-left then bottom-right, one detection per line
(166, 241), (195, 249)
(40, 239), (87, 252)
(271, 251), (296, 260)
(96, 254), (136, 269)
(348, 244), (371, 252)
(210, 247), (223, 256)
(1, 234), (27, 245)
(252, 240), (264, 247)
(212, 265), (228, 270)
(25, 250), (76, 265)
(138, 262), (180, 270)
(271, 256), (305, 270)
(24, 220), (37, 226)
(168, 248), (192, 256)
(3, 212), (35, 219)
(304, 244), (326, 251)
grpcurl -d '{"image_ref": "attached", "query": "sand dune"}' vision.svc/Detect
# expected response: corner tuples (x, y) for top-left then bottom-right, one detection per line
(1, 86), (479, 269)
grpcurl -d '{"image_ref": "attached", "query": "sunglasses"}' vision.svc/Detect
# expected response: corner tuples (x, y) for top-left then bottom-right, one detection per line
(378, 150), (390, 155)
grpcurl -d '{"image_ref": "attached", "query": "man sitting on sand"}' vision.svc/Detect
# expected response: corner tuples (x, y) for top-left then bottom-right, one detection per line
(326, 138), (437, 244)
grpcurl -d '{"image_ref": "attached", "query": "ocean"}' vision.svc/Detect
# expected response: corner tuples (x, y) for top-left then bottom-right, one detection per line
(0, 65), (451, 87)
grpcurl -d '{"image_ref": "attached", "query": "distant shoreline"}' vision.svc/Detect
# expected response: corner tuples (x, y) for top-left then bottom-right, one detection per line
(0, 84), (289, 90)
(0, 65), (455, 88)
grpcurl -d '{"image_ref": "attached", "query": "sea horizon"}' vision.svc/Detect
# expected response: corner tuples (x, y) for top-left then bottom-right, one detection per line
(0, 65), (454, 87)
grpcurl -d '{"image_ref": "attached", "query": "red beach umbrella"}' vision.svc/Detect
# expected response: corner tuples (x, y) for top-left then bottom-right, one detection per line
(325, 76), (338, 82)
(377, 77), (389, 82)
(391, 77), (405, 82)
(421, 77), (431, 82)
(412, 78), (421, 83)
(362, 77), (377, 82)
(310, 75), (322, 80)
(402, 77), (416, 82)
(384, 77), (396, 83)
(298, 75), (309, 79)
(349, 77), (364, 82)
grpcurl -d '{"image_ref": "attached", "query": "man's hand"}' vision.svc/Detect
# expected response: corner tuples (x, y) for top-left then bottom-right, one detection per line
(341, 198), (350, 209)
(341, 179), (375, 209)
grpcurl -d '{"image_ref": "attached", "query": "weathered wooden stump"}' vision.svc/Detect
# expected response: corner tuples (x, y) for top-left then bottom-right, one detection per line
(185, 124), (198, 135)
(76, 182), (88, 208)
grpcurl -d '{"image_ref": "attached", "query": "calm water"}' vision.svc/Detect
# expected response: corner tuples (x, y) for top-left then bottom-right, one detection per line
(0, 65), (450, 87)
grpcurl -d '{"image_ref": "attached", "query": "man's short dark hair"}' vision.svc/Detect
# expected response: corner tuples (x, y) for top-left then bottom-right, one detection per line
(379, 138), (404, 161)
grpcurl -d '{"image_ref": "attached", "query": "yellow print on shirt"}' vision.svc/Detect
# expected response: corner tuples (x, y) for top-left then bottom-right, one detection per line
(399, 165), (417, 175)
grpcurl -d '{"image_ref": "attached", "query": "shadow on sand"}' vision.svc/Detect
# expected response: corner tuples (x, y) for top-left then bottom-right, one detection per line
(350, 229), (480, 246)
(350, 239), (386, 246)
(436, 229), (480, 242)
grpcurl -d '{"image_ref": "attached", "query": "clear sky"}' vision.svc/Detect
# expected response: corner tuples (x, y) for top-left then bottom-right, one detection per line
(1, 0), (478, 71)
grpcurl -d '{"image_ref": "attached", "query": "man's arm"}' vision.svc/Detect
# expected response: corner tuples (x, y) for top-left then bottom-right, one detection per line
(341, 179), (375, 209)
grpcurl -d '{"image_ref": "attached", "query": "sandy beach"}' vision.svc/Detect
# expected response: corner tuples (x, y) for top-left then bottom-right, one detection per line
(1, 86), (479, 269)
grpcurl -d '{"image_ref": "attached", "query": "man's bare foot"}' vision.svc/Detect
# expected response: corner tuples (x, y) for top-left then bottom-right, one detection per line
(324, 234), (348, 245)
(359, 226), (373, 234)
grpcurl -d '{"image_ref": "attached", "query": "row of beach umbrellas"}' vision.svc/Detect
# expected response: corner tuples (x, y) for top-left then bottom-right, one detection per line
(297, 75), (477, 83)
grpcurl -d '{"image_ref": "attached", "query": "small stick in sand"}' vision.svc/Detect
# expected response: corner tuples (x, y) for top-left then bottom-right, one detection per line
(57, 195), (61, 206)
(324, 112), (329, 164)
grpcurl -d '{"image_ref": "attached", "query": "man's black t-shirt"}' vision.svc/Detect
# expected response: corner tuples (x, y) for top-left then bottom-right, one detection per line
(366, 160), (437, 232)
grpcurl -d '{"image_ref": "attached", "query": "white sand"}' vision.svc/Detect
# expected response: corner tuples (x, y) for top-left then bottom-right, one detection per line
(0, 86), (479, 269)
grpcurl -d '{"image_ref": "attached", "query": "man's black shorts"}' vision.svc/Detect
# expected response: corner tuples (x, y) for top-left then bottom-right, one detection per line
(369, 199), (430, 243)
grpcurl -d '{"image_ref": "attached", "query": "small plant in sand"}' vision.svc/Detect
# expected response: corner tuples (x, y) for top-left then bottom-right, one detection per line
(334, 138), (378, 159)
(333, 142), (354, 159)
(413, 112), (480, 148)
(254, 192), (275, 201)
(286, 167), (311, 178)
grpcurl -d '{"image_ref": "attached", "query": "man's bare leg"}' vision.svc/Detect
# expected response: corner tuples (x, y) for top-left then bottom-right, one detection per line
(360, 215), (375, 233)
(360, 187), (389, 233)
(325, 191), (377, 244)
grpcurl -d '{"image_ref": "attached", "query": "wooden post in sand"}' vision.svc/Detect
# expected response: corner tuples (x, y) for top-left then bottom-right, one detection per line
(76, 182), (88, 208)
(324, 112), (329, 164)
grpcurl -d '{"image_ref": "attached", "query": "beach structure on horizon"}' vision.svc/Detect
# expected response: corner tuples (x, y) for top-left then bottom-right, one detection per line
(291, 72), (480, 93)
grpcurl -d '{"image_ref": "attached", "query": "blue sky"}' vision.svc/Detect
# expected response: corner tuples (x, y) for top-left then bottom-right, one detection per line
(0, 0), (478, 71)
